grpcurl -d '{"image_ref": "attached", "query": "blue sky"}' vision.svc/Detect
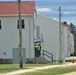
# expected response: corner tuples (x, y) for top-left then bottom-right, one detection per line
(0, 0), (76, 25)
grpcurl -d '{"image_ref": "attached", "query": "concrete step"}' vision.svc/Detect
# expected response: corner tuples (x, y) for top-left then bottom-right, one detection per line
(65, 57), (76, 61)
(34, 57), (50, 63)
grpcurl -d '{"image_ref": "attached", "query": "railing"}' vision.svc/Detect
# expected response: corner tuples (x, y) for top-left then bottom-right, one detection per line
(42, 50), (53, 62)
(0, 58), (2, 64)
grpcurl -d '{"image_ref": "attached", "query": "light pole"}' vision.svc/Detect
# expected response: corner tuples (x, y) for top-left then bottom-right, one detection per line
(59, 6), (62, 63)
(18, 0), (23, 68)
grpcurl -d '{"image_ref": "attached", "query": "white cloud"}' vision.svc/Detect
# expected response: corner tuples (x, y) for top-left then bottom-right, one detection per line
(53, 18), (58, 21)
(63, 11), (76, 14)
(37, 7), (53, 12)
(71, 17), (76, 19)
(62, 17), (76, 25)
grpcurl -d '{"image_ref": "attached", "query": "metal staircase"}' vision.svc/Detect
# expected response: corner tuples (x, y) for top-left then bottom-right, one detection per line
(42, 50), (53, 62)
(34, 50), (53, 63)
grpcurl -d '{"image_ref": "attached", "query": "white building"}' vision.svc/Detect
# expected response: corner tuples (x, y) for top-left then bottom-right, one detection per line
(0, 1), (74, 64)
(34, 14), (74, 62)
(70, 32), (74, 54)
(0, 1), (36, 64)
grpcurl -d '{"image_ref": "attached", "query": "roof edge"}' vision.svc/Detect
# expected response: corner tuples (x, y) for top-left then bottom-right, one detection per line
(0, 1), (35, 3)
(0, 14), (33, 17)
(37, 13), (59, 23)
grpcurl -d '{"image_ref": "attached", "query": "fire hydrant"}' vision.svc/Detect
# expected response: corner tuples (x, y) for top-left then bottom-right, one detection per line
(72, 59), (74, 63)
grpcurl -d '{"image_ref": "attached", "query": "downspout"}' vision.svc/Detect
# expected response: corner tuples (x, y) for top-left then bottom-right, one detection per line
(33, 9), (35, 62)
(32, 2), (37, 62)
(29, 14), (32, 61)
(33, 2), (37, 60)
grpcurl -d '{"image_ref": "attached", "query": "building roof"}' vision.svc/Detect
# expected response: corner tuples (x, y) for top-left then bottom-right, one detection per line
(65, 24), (70, 29)
(0, 1), (35, 15)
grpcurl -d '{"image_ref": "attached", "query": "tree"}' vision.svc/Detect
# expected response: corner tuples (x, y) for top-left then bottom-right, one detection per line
(63, 21), (67, 25)
(70, 23), (75, 33)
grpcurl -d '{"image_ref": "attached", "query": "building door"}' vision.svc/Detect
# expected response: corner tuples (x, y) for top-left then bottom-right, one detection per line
(12, 48), (26, 64)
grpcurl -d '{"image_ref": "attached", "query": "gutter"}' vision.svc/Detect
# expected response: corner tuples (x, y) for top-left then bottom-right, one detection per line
(0, 14), (33, 17)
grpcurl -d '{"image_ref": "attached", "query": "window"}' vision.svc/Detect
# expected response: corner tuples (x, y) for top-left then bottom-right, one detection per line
(0, 20), (1, 29)
(36, 26), (40, 40)
(17, 20), (25, 29)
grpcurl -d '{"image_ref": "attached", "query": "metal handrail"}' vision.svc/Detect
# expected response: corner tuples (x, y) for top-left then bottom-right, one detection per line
(42, 50), (53, 62)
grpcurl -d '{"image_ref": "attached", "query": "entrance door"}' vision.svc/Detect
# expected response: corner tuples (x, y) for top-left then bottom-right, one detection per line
(12, 48), (26, 64)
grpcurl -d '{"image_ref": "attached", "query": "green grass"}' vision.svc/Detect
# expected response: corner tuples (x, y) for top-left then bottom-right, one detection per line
(0, 64), (20, 73)
(0, 63), (62, 73)
(21, 66), (76, 75)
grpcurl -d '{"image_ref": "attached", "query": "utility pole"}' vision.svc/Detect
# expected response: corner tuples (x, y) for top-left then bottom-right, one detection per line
(59, 6), (62, 63)
(18, 0), (23, 68)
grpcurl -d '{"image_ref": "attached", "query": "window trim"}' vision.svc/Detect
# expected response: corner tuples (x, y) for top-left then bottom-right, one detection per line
(0, 20), (2, 29)
(17, 19), (25, 29)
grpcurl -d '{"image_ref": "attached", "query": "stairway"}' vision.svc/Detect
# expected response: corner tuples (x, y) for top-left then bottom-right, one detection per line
(34, 50), (53, 63)
(34, 57), (50, 63)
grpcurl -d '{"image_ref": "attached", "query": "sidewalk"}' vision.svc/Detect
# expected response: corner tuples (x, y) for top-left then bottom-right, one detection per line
(0, 62), (76, 75)
(62, 71), (76, 75)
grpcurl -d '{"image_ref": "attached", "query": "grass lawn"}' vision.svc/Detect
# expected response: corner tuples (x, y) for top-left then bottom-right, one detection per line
(0, 62), (62, 73)
(21, 66), (76, 75)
